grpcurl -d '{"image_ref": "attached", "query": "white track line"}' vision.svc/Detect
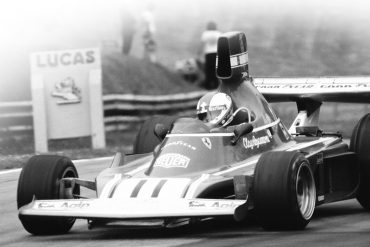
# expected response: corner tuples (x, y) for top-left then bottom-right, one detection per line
(0, 168), (22, 175)
(0, 156), (113, 176)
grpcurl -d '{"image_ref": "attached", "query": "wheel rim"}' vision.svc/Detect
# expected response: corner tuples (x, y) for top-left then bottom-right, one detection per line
(60, 166), (78, 226)
(296, 162), (316, 220)
(60, 166), (78, 199)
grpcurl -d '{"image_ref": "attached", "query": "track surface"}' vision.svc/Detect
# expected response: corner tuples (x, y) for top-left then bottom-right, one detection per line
(2, 157), (370, 247)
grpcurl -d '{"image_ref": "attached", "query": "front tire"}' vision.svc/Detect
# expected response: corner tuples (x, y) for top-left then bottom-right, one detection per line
(17, 155), (79, 235)
(253, 151), (316, 230)
(350, 113), (370, 210)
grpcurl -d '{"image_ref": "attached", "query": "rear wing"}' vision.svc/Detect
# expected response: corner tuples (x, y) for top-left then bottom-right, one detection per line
(253, 76), (370, 134)
(253, 76), (370, 103)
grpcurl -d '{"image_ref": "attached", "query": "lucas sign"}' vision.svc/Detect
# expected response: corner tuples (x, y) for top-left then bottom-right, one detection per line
(30, 48), (105, 152)
(34, 49), (96, 68)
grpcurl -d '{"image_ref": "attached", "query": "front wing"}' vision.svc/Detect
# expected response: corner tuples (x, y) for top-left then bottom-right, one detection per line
(19, 198), (247, 220)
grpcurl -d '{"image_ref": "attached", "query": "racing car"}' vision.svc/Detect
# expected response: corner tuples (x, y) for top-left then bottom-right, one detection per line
(17, 31), (370, 235)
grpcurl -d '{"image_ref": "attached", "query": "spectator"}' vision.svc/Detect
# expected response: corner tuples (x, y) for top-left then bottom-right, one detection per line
(199, 21), (221, 90)
(141, 2), (157, 63)
(175, 58), (203, 83)
(121, 5), (137, 55)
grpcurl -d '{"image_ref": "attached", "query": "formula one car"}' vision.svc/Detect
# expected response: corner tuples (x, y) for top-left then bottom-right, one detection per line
(17, 31), (370, 235)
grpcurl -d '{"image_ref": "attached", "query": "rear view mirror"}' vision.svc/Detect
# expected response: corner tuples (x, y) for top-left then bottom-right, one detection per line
(154, 123), (169, 141)
(231, 123), (254, 145)
(109, 152), (123, 168)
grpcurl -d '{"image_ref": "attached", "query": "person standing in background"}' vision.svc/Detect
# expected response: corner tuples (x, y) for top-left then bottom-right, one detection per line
(141, 2), (157, 63)
(199, 21), (221, 90)
(121, 5), (137, 55)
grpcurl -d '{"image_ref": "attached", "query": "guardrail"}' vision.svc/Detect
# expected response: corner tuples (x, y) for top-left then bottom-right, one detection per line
(0, 91), (206, 134)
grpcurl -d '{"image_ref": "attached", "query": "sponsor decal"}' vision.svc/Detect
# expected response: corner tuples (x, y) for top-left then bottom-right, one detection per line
(163, 141), (196, 151)
(154, 153), (190, 169)
(256, 82), (370, 90)
(189, 201), (206, 207)
(37, 201), (90, 209)
(202, 137), (212, 150)
(36, 49), (96, 68)
(242, 72), (249, 78)
(211, 201), (239, 209)
(243, 134), (271, 150)
(60, 201), (90, 209)
(209, 104), (227, 111)
(230, 53), (248, 68)
(38, 202), (55, 209)
(198, 103), (228, 113)
(256, 84), (315, 89)
(51, 77), (82, 104)
(188, 200), (241, 209)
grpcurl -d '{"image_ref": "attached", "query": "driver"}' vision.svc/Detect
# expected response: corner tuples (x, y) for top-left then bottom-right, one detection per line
(196, 92), (234, 128)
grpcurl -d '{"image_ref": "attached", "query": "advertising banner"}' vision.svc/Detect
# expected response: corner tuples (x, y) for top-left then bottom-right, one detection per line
(30, 48), (105, 152)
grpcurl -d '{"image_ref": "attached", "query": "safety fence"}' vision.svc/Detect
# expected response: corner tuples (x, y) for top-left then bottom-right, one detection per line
(0, 91), (206, 135)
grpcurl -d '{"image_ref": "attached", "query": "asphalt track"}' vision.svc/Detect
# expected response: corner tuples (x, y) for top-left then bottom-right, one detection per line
(1, 157), (370, 247)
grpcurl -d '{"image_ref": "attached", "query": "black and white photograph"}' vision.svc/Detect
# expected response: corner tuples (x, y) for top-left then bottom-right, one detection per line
(1, 0), (370, 246)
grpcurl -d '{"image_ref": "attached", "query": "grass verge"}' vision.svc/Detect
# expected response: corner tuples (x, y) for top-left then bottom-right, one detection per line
(0, 130), (137, 170)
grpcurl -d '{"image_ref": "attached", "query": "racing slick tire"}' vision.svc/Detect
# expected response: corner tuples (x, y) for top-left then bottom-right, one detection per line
(350, 113), (370, 210)
(253, 151), (316, 230)
(17, 155), (79, 235)
(134, 115), (178, 154)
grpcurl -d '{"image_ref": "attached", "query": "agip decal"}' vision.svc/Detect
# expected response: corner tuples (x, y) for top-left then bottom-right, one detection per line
(36, 201), (90, 210)
(154, 153), (190, 169)
(188, 200), (240, 209)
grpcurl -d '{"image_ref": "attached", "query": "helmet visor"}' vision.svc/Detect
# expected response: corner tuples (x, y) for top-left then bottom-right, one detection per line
(208, 105), (227, 122)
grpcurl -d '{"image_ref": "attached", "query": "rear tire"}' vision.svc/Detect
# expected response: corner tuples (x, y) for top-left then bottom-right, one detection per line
(134, 116), (178, 154)
(17, 155), (79, 235)
(350, 113), (370, 210)
(253, 151), (316, 230)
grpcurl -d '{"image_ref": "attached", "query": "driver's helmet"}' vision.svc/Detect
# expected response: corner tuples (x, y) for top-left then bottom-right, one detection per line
(196, 92), (234, 128)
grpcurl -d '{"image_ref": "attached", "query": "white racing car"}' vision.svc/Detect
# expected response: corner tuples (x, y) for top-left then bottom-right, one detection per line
(17, 31), (370, 235)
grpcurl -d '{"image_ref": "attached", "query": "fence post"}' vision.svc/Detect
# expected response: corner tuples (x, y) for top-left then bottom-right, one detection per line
(31, 74), (48, 153)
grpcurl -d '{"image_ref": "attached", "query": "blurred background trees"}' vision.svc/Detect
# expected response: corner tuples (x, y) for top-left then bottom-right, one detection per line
(1, 0), (370, 101)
